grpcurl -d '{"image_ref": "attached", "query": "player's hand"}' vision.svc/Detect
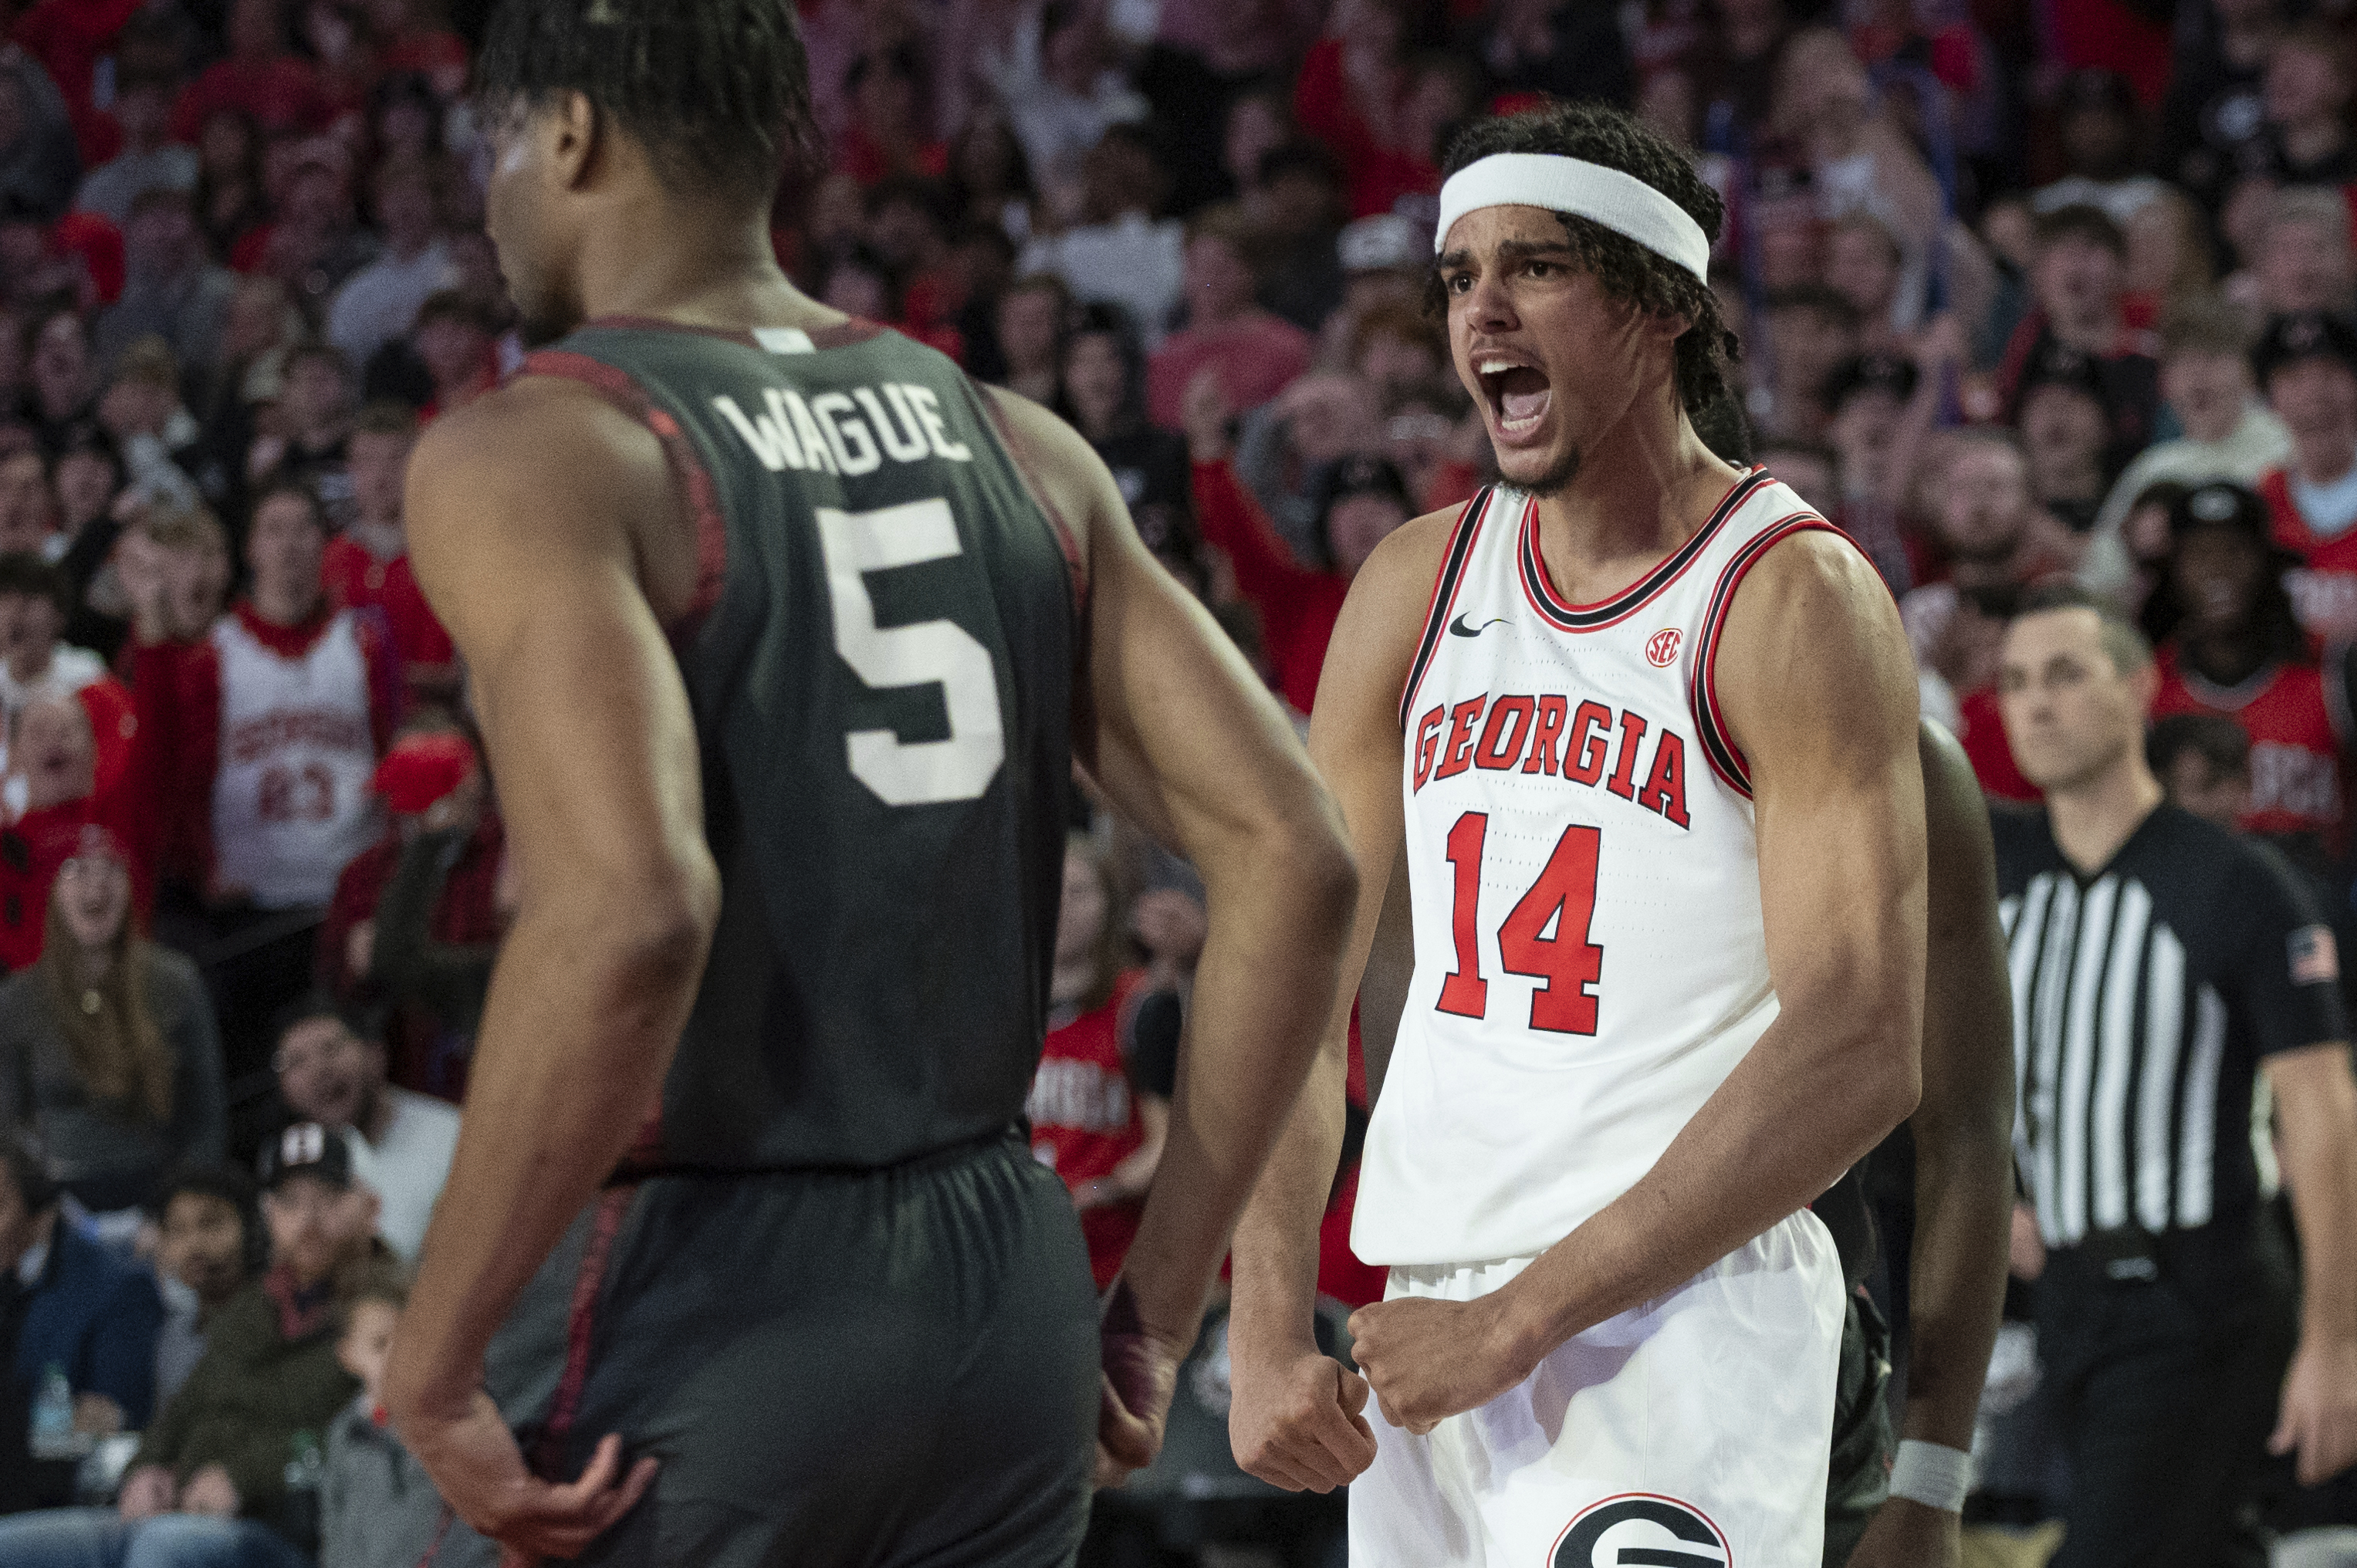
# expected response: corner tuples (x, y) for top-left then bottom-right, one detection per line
(1347, 1294), (1532, 1435)
(1843, 1497), (1960, 1568)
(2273, 1333), (2357, 1485)
(116, 1464), (174, 1520)
(1229, 1349), (1377, 1492)
(393, 1386), (657, 1560)
(1094, 1279), (1192, 1489)
(177, 1463), (239, 1518)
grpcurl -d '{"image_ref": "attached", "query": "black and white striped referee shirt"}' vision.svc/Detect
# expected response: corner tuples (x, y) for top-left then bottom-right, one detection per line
(1994, 803), (2347, 1249)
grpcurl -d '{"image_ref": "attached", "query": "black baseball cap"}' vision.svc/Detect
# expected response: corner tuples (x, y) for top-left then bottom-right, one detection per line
(2168, 481), (2271, 543)
(2254, 311), (2357, 384)
(256, 1122), (352, 1192)
(2016, 338), (2112, 406)
(2056, 68), (2138, 121)
(1317, 454), (1412, 518)
(1822, 353), (1918, 412)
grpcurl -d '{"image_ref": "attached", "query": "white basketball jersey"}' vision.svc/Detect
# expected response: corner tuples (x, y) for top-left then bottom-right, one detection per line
(1356, 470), (1844, 1266)
(211, 610), (380, 910)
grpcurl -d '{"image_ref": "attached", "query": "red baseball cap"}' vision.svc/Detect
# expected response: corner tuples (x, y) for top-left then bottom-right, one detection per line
(370, 732), (476, 815)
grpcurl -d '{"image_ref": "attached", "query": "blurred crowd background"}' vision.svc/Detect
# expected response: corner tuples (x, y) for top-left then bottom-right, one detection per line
(0, 0), (2353, 1562)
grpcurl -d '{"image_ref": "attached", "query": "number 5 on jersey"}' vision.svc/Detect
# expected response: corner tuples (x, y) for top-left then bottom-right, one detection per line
(816, 498), (1006, 806)
(1435, 813), (1605, 1033)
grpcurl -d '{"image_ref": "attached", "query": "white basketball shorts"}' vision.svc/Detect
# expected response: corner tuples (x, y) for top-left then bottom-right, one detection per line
(1350, 1208), (1845, 1568)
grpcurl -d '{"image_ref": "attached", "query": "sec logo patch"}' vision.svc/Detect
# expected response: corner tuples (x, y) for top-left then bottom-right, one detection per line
(1549, 1493), (1729, 1568)
(1645, 628), (1683, 667)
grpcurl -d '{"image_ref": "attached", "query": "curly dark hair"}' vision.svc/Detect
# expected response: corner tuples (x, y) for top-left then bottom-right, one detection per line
(475, 0), (813, 202)
(1429, 101), (1738, 418)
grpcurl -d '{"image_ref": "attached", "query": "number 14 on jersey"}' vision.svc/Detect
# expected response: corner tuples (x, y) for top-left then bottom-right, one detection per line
(1434, 813), (1606, 1034)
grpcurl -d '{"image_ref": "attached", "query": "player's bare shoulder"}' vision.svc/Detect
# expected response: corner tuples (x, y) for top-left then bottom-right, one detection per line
(972, 382), (1104, 580)
(1329, 502), (1473, 683)
(1710, 526), (1919, 771)
(404, 369), (690, 623)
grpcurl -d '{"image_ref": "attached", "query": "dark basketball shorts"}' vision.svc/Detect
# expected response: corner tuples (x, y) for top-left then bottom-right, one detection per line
(1821, 1292), (1895, 1568)
(482, 1130), (1101, 1568)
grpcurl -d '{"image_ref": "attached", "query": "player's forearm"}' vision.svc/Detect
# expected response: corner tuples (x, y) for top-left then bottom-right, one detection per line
(1119, 838), (1354, 1347)
(1229, 1032), (1351, 1367)
(1495, 1005), (1918, 1365)
(2284, 1104), (2357, 1346)
(1899, 1134), (2013, 1448)
(387, 887), (712, 1411)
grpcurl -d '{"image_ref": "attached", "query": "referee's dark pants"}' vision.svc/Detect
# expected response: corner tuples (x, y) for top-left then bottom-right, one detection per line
(2037, 1211), (2298, 1568)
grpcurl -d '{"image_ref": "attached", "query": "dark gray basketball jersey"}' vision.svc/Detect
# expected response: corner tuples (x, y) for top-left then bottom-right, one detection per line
(526, 317), (1077, 1170)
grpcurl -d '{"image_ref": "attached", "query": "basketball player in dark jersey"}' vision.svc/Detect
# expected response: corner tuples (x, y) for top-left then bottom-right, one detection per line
(377, 4), (1357, 1564)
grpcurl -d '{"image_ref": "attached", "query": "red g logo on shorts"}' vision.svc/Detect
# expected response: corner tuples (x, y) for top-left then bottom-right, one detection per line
(1550, 1494), (1729, 1568)
(1645, 629), (1682, 667)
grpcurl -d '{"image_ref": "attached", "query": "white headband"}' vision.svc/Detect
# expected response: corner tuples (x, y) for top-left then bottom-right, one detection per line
(1435, 153), (1711, 282)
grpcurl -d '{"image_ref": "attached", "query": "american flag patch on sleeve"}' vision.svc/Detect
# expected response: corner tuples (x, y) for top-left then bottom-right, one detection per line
(2291, 925), (2341, 986)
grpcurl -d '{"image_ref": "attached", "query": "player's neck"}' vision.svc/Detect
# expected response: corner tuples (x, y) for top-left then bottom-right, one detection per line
(576, 198), (830, 337)
(1523, 409), (1740, 607)
(2045, 755), (2166, 876)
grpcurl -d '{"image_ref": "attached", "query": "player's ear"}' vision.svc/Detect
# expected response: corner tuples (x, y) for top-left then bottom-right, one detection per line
(548, 90), (602, 193)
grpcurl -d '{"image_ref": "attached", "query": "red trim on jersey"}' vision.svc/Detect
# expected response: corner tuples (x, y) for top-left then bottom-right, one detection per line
(529, 1183), (634, 1479)
(520, 350), (729, 634)
(232, 601), (333, 660)
(1398, 488), (1493, 731)
(1689, 515), (1841, 797)
(1517, 468), (1770, 634)
(575, 314), (888, 353)
(973, 387), (1087, 619)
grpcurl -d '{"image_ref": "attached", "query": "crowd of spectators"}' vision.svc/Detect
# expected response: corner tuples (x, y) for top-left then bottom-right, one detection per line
(0, 0), (2352, 1560)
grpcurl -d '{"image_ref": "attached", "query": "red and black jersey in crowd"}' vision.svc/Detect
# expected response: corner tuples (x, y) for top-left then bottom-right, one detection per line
(1027, 969), (1154, 1289)
(2258, 468), (2357, 643)
(2153, 644), (2347, 853)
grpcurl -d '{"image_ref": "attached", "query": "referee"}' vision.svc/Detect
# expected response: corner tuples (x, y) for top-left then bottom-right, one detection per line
(1994, 584), (2357, 1567)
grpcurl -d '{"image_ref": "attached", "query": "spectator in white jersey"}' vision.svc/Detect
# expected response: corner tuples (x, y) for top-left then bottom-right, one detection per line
(144, 482), (395, 911)
(1993, 582), (2357, 1568)
(271, 998), (455, 1262)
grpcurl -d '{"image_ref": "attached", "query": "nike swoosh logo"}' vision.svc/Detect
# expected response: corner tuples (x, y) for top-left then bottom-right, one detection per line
(1449, 613), (1508, 637)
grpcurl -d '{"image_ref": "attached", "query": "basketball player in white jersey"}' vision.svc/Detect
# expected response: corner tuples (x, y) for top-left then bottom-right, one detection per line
(1227, 102), (1928, 1568)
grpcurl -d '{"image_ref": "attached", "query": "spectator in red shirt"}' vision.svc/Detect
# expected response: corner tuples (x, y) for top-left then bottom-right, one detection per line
(1902, 432), (2079, 799)
(1291, 0), (1416, 218)
(319, 719), (505, 1098)
(1026, 834), (1171, 1289)
(2000, 205), (2164, 458)
(1146, 205), (1312, 429)
(232, 142), (379, 328)
(321, 402), (451, 705)
(1187, 370), (1412, 716)
(168, 0), (333, 147)
(834, 46), (948, 189)
(989, 272), (1070, 409)
(2149, 480), (2348, 862)
(0, 554), (137, 807)
(2254, 309), (2357, 640)
(0, 692), (147, 972)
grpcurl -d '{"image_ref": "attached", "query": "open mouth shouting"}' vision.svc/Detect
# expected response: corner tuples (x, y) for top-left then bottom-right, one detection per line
(1475, 353), (1553, 446)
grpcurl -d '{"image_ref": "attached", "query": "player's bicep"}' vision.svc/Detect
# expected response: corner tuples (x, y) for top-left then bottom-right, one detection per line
(407, 395), (712, 911)
(1300, 539), (1446, 1013)
(1918, 719), (2017, 1144)
(1716, 532), (1926, 1037)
